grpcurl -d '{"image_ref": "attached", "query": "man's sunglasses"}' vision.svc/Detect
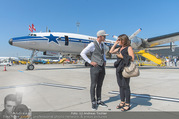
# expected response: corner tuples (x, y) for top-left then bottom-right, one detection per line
(102, 36), (106, 38)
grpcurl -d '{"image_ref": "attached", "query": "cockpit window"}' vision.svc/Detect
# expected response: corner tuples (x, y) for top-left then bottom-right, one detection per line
(28, 34), (36, 36)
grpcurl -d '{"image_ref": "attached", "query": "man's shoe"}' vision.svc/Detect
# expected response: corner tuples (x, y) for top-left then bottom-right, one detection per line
(97, 101), (108, 107)
(92, 102), (97, 110)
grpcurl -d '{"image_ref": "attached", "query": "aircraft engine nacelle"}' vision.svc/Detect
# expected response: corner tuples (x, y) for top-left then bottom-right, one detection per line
(43, 51), (59, 56)
(130, 36), (142, 49)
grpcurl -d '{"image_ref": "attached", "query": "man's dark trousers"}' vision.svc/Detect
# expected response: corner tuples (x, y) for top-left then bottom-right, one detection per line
(90, 64), (105, 102)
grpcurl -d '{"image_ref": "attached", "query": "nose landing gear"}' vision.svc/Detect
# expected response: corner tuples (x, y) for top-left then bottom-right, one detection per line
(27, 64), (34, 70)
(27, 50), (37, 70)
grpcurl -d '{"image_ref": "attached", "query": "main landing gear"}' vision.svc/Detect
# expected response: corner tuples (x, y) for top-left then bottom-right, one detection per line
(27, 50), (37, 70)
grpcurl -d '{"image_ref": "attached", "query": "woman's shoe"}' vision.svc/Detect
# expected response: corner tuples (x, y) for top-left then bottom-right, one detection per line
(121, 104), (130, 112)
(116, 102), (125, 109)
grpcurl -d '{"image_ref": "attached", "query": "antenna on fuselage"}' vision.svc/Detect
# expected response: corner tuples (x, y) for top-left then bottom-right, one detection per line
(46, 27), (48, 32)
(46, 26), (51, 32)
(76, 21), (80, 33)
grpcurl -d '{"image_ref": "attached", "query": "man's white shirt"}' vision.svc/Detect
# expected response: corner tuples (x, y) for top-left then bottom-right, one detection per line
(80, 41), (106, 64)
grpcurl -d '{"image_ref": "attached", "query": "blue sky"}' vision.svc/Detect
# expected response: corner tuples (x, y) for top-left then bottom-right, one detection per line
(0, 0), (179, 57)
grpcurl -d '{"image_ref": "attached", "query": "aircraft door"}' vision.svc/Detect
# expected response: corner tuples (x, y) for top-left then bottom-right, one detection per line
(65, 36), (69, 46)
(170, 42), (175, 52)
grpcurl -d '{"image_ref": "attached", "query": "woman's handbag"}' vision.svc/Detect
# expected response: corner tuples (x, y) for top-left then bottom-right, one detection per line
(114, 60), (120, 68)
(122, 62), (140, 78)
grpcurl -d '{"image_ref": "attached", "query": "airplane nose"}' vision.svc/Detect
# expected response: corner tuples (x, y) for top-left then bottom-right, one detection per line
(9, 38), (13, 45)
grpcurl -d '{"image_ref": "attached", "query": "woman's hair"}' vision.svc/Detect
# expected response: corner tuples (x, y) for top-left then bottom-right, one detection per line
(118, 34), (131, 47)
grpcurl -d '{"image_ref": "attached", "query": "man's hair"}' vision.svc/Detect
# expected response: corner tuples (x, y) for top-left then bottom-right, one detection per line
(4, 94), (17, 104)
(118, 34), (131, 47)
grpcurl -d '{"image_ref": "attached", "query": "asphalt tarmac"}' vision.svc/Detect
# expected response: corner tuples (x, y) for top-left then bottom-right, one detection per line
(0, 63), (179, 112)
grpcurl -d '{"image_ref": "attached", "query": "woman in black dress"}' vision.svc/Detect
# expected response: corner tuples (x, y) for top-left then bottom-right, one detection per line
(109, 34), (134, 111)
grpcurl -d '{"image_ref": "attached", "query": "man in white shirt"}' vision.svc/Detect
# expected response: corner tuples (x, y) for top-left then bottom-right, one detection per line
(80, 30), (108, 110)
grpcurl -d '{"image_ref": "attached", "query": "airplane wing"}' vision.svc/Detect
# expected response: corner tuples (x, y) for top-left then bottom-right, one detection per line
(146, 45), (178, 50)
(145, 32), (179, 48)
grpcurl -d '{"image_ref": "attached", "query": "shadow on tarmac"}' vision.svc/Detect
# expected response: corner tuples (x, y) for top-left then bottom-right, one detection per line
(104, 94), (152, 110)
(130, 95), (152, 110)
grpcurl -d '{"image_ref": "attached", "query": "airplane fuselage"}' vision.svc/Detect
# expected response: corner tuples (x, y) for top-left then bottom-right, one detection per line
(9, 32), (114, 55)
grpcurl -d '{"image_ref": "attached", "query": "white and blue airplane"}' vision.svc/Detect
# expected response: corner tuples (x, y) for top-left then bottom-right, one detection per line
(9, 29), (179, 70)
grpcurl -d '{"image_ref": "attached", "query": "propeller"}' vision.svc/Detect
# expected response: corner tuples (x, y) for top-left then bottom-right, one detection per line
(112, 28), (142, 40)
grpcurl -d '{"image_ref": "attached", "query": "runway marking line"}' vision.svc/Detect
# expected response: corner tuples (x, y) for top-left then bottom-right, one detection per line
(109, 91), (179, 102)
(0, 83), (86, 90)
(18, 70), (24, 73)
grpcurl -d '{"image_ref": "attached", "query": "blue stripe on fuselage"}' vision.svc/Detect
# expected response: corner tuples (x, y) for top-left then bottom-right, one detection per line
(12, 36), (113, 46)
(13, 36), (45, 40)
(13, 36), (48, 42)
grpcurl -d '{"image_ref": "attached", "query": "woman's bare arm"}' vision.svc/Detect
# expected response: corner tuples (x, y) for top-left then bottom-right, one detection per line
(128, 46), (134, 61)
(109, 41), (120, 54)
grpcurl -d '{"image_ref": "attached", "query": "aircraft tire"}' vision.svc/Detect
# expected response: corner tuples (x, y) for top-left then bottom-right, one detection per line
(27, 64), (34, 70)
